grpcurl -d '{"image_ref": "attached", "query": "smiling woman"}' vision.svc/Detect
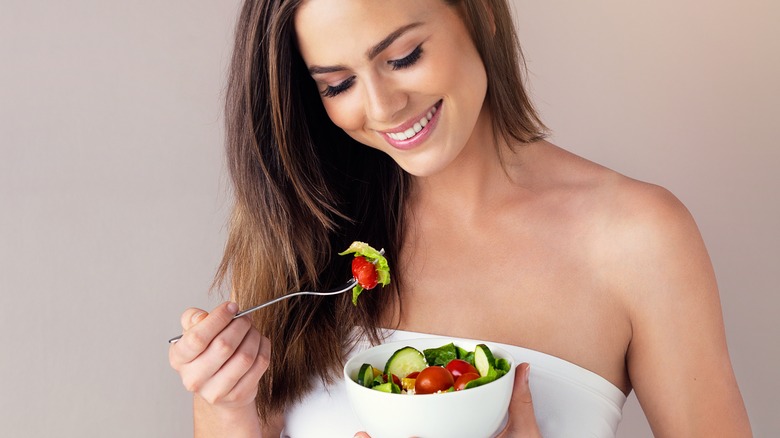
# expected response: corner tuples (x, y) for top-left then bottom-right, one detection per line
(294, 1), (489, 178)
(167, 1), (752, 437)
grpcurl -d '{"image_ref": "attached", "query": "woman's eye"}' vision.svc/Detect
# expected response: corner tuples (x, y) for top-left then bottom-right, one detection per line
(322, 76), (355, 98)
(389, 45), (423, 70)
(319, 45), (423, 97)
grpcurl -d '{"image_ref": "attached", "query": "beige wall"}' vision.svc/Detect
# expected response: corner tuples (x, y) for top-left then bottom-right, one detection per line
(1, 1), (777, 436)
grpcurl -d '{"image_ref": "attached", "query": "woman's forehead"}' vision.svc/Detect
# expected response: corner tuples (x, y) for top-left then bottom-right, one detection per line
(294, 0), (443, 63)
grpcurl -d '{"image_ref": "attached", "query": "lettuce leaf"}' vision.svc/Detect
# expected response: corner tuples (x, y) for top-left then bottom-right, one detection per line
(456, 346), (475, 366)
(423, 343), (458, 367)
(463, 366), (504, 390)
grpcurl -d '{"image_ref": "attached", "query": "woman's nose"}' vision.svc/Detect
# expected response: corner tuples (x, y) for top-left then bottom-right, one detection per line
(362, 76), (407, 124)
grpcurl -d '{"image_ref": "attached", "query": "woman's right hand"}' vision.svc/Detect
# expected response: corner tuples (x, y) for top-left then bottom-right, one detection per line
(168, 301), (271, 411)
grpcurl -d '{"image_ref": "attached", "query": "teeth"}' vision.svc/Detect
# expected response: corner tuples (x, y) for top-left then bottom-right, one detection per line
(387, 103), (438, 141)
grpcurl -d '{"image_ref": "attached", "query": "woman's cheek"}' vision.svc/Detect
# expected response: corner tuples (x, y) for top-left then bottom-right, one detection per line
(322, 98), (380, 147)
(322, 95), (363, 131)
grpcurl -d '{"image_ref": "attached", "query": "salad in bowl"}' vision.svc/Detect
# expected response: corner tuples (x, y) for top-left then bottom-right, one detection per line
(344, 337), (516, 438)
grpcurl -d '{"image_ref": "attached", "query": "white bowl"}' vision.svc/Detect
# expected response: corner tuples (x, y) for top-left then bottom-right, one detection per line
(344, 337), (515, 438)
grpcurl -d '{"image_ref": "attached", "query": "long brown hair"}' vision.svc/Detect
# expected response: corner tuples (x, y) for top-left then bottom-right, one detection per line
(216, 0), (545, 421)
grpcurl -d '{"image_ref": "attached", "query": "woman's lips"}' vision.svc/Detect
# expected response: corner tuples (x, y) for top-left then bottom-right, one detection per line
(381, 100), (442, 151)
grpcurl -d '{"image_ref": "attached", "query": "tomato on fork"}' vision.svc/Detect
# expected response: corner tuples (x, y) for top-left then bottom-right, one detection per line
(352, 256), (379, 289)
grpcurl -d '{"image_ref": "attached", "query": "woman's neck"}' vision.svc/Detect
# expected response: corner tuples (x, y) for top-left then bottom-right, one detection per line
(409, 114), (538, 221)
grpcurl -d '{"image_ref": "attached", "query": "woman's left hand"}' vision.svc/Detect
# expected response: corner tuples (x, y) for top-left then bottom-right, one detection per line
(495, 362), (542, 437)
(353, 362), (542, 438)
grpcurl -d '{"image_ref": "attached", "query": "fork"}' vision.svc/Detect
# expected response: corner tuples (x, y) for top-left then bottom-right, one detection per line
(167, 277), (358, 344)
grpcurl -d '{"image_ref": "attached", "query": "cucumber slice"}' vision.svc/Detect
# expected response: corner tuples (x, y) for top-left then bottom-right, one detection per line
(372, 381), (401, 393)
(357, 363), (375, 388)
(384, 346), (427, 378)
(474, 344), (496, 377)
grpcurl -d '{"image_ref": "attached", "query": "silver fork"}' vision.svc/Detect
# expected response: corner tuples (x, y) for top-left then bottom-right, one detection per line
(167, 277), (358, 344)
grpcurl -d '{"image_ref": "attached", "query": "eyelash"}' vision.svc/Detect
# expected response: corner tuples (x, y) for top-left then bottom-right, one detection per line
(389, 44), (423, 70)
(321, 44), (424, 98)
(322, 77), (355, 98)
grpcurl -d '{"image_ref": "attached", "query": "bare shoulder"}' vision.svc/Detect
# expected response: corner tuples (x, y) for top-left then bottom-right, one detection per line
(530, 142), (700, 246)
(594, 170), (706, 289)
(528, 142), (711, 300)
(532, 144), (751, 435)
(591, 167), (702, 261)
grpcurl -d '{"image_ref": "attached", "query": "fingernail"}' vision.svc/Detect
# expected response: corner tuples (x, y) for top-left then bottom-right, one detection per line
(190, 311), (206, 324)
(227, 301), (239, 314)
(524, 363), (531, 383)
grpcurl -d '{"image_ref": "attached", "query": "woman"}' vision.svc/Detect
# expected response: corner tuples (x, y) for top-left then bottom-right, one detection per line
(169, 0), (752, 436)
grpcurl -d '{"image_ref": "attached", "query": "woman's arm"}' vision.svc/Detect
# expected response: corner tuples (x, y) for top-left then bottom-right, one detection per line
(614, 186), (751, 437)
(194, 395), (262, 437)
(193, 395), (284, 437)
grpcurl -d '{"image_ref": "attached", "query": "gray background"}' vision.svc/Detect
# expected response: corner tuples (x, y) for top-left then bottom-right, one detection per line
(1, 0), (777, 436)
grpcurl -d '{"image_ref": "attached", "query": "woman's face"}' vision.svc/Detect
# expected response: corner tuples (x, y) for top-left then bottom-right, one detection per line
(294, 0), (488, 177)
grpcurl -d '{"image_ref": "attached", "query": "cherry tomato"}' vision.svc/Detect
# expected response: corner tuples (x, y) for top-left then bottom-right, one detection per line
(406, 371), (420, 379)
(351, 257), (378, 289)
(453, 372), (480, 391)
(414, 366), (454, 394)
(445, 359), (479, 379)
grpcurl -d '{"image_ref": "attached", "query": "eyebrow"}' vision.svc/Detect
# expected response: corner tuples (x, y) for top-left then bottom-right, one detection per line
(308, 22), (423, 75)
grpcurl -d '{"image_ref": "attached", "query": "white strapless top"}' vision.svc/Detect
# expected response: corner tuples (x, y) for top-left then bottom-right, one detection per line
(282, 329), (626, 438)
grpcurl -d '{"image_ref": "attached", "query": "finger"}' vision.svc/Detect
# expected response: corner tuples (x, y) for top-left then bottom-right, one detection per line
(169, 308), (210, 369)
(353, 433), (370, 438)
(173, 302), (240, 364)
(232, 332), (271, 388)
(198, 325), (266, 404)
(505, 362), (542, 437)
(180, 307), (209, 331)
(177, 315), (253, 392)
(216, 333), (272, 406)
